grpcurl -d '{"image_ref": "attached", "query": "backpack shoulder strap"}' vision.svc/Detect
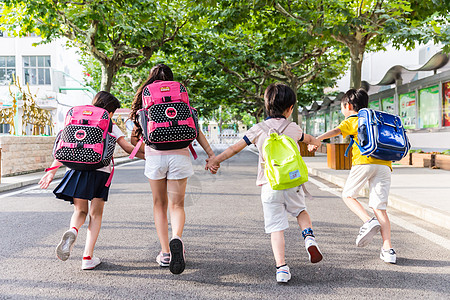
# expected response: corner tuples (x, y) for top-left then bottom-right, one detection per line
(277, 119), (292, 134)
(258, 121), (272, 134)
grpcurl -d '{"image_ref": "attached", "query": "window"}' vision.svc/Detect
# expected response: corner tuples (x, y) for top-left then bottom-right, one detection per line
(368, 100), (381, 110)
(381, 97), (395, 114)
(399, 92), (417, 130)
(23, 56), (51, 85)
(443, 81), (450, 127)
(0, 56), (16, 85)
(419, 85), (440, 128)
(0, 124), (11, 134)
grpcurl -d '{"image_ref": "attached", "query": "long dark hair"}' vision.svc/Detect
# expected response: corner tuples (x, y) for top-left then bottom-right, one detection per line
(92, 91), (121, 113)
(130, 64), (174, 138)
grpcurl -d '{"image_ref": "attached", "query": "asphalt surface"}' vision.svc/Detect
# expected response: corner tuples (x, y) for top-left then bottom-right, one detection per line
(0, 147), (449, 299)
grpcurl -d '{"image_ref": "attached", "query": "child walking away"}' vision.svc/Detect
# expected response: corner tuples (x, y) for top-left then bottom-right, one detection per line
(310, 88), (397, 264)
(39, 91), (145, 270)
(130, 64), (216, 275)
(207, 83), (323, 283)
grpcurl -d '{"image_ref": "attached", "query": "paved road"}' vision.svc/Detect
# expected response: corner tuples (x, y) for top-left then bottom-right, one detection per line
(0, 148), (449, 299)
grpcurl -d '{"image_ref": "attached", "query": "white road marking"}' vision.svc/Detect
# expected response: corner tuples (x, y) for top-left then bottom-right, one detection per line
(308, 176), (450, 251)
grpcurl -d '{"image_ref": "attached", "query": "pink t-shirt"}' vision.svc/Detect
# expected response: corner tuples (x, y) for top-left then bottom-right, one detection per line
(244, 118), (304, 186)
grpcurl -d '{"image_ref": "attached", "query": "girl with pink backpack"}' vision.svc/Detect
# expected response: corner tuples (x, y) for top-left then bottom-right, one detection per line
(39, 91), (145, 270)
(130, 64), (216, 274)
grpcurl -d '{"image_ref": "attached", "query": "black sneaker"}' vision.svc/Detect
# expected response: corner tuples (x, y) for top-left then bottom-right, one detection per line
(169, 237), (185, 274)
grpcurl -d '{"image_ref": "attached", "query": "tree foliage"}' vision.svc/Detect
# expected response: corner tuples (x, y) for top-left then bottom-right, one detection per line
(273, 0), (450, 89)
(1, 0), (188, 91)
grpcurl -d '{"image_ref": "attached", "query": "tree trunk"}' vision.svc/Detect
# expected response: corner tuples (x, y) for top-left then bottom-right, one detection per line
(348, 44), (365, 89)
(289, 82), (299, 124)
(100, 62), (119, 92)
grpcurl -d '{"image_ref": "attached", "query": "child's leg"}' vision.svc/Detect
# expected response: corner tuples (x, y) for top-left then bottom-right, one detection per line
(373, 209), (392, 250)
(343, 196), (372, 223)
(296, 210), (312, 230)
(342, 165), (372, 223)
(167, 178), (188, 239)
(296, 210), (323, 263)
(71, 198), (89, 229)
(149, 179), (170, 253)
(83, 197), (105, 258)
(271, 231), (286, 267)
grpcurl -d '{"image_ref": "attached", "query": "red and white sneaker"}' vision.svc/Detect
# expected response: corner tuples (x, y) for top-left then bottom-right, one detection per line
(169, 236), (185, 274)
(81, 256), (101, 270)
(56, 228), (78, 261)
(305, 236), (323, 263)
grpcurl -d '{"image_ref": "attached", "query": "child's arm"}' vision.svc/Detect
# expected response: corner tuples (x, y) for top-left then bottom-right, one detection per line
(196, 130), (215, 158)
(206, 139), (247, 173)
(39, 159), (63, 189)
(316, 127), (341, 141)
(307, 127), (342, 152)
(130, 126), (145, 152)
(117, 136), (145, 159)
(302, 133), (321, 147)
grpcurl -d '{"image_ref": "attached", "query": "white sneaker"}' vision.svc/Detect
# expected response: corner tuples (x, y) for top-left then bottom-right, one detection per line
(356, 217), (381, 247)
(56, 228), (77, 261)
(82, 256), (102, 270)
(156, 251), (170, 267)
(276, 265), (291, 283)
(304, 236), (323, 263)
(380, 248), (397, 264)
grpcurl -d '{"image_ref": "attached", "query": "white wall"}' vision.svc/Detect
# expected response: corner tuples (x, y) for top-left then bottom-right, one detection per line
(335, 42), (443, 90)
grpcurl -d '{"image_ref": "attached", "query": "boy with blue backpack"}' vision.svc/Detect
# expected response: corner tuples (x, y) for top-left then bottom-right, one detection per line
(311, 88), (400, 264)
(207, 83), (323, 283)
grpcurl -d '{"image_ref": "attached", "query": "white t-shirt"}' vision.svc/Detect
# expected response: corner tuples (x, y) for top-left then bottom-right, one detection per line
(243, 118), (304, 186)
(97, 124), (125, 173)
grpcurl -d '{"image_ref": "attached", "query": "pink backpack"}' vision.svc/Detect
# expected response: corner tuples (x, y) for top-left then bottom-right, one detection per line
(130, 80), (199, 158)
(52, 105), (117, 173)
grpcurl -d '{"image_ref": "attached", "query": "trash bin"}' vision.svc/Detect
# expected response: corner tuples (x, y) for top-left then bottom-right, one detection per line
(327, 143), (352, 170)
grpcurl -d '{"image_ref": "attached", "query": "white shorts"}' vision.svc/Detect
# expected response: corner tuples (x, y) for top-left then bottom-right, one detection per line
(144, 155), (194, 180)
(261, 184), (307, 234)
(342, 164), (391, 210)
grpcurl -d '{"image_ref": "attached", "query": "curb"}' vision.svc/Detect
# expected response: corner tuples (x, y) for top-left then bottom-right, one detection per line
(308, 166), (450, 230)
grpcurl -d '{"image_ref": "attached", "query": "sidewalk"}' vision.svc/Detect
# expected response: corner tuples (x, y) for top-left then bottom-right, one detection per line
(303, 153), (450, 230)
(0, 156), (134, 193)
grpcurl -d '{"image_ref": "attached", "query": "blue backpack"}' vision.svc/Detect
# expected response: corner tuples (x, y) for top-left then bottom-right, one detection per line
(345, 108), (410, 161)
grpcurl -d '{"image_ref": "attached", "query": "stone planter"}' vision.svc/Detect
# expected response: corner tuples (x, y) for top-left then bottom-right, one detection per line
(327, 143), (352, 170)
(397, 153), (411, 165)
(435, 154), (450, 170)
(411, 153), (432, 168)
(298, 142), (315, 157)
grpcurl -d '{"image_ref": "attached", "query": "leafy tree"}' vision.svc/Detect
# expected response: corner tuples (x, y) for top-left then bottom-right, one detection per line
(192, 1), (347, 123)
(1, 0), (187, 91)
(273, 0), (449, 89)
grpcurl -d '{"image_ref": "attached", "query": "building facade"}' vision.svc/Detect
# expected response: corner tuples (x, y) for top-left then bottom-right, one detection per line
(0, 32), (94, 135)
(303, 43), (450, 152)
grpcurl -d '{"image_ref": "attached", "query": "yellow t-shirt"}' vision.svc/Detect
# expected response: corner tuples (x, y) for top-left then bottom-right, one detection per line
(338, 116), (392, 169)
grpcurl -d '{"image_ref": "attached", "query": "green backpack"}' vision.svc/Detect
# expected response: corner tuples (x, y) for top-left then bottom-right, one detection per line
(260, 120), (308, 190)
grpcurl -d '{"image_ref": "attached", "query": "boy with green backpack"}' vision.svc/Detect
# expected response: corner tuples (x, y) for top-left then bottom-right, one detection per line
(206, 83), (322, 283)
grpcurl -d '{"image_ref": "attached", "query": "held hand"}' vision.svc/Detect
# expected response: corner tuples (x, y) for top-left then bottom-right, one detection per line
(308, 144), (318, 152)
(39, 172), (55, 189)
(205, 157), (220, 174)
